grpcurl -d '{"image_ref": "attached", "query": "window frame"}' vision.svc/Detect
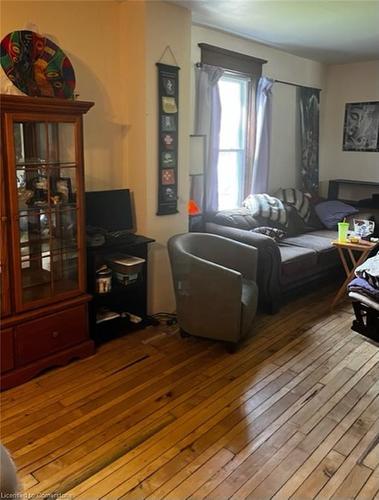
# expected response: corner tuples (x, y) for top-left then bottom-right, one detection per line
(199, 43), (266, 76)
(198, 44), (266, 210)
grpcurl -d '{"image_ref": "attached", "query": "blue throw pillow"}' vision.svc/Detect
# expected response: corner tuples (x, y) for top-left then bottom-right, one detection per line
(315, 200), (358, 229)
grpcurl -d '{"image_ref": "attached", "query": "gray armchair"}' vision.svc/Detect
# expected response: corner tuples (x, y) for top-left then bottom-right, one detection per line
(168, 233), (258, 350)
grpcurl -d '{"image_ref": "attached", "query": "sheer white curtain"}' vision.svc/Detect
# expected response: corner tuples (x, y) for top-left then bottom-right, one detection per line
(195, 64), (224, 212)
(250, 77), (274, 194)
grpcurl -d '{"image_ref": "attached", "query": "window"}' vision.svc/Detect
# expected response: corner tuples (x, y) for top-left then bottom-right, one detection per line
(217, 73), (250, 210)
(197, 43), (266, 214)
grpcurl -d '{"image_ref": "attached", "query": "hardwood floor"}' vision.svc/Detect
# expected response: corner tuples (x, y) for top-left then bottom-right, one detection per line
(1, 287), (379, 499)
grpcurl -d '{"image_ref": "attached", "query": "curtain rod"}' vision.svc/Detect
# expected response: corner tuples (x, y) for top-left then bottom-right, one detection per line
(275, 79), (322, 92)
(195, 62), (258, 79)
(196, 63), (322, 91)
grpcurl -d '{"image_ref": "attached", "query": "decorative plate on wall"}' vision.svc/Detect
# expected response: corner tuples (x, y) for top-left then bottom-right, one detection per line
(0, 30), (76, 98)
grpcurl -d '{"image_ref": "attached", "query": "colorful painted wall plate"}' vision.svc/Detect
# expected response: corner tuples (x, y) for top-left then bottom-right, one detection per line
(1, 30), (76, 98)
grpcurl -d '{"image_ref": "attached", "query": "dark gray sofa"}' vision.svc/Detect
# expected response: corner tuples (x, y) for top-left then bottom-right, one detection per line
(205, 208), (342, 313)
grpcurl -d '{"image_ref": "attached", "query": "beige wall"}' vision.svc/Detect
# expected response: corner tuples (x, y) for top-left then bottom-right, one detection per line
(121, 1), (148, 232)
(191, 25), (326, 192)
(192, 25), (326, 90)
(144, 1), (191, 313)
(269, 83), (300, 193)
(1, 0), (191, 314)
(1, 1), (126, 191)
(320, 60), (379, 195)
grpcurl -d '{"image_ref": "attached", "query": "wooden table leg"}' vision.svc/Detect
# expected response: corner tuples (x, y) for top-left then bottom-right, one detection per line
(338, 247), (350, 276)
(347, 248), (357, 267)
(331, 248), (371, 310)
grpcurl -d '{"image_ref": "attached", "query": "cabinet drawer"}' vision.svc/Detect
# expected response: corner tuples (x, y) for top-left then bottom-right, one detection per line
(1, 328), (14, 373)
(15, 305), (87, 366)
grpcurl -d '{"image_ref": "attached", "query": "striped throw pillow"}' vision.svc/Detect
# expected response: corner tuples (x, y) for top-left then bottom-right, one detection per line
(275, 188), (311, 222)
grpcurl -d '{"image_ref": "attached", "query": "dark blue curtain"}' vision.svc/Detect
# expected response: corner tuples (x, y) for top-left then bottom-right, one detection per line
(298, 88), (320, 195)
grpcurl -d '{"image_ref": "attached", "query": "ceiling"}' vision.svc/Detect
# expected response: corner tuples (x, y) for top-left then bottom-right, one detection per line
(170, 0), (379, 64)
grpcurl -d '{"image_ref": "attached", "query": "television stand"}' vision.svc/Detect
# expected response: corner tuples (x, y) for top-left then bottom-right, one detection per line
(108, 229), (134, 238)
(105, 230), (136, 245)
(87, 234), (155, 343)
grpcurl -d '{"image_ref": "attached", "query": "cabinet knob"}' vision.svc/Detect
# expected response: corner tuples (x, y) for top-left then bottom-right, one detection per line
(52, 331), (59, 338)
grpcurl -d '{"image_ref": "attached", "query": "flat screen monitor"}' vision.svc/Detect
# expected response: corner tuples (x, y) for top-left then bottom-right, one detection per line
(85, 189), (134, 232)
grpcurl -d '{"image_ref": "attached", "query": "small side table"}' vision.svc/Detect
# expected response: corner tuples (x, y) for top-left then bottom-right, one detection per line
(331, 239), (378, 309)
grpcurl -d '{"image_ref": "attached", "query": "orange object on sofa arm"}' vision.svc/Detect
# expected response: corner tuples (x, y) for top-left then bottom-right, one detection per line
(188, 199), (201, 215)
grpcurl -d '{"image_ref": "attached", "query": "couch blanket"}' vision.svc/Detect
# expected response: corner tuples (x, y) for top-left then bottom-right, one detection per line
(243, 194), (287, 226)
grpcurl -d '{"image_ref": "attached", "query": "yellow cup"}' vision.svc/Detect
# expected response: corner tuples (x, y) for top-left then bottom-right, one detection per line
(338, 222), (349, 242)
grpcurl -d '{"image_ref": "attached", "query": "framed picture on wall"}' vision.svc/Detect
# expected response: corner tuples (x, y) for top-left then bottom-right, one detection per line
(342, 101), (379, 152)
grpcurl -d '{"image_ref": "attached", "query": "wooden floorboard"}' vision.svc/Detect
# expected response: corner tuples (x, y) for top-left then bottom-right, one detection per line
(1, 287), (379, 499)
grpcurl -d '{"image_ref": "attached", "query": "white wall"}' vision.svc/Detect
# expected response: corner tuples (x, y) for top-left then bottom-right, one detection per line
(191, 25), (326, 193)
(320, 60), (379, 195)
(269, 83), (300, 192)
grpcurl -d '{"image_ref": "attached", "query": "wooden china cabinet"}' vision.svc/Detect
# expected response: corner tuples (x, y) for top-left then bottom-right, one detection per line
(0, 94), (95, 390)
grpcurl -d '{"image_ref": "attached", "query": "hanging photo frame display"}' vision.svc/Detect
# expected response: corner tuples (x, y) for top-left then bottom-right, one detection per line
(157, 63), (180, 215)
(342, 102), (379, 152)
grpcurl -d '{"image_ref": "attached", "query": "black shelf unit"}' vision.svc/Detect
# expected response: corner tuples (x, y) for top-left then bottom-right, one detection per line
(87, 234), (155, 343)
(328, 179), (379, 207)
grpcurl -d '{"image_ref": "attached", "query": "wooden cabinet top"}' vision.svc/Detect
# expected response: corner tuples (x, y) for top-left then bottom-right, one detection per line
(1, 94), (94, 115)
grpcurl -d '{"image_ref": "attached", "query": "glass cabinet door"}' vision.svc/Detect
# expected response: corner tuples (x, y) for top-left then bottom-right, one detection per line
(10, 119), (83, 310)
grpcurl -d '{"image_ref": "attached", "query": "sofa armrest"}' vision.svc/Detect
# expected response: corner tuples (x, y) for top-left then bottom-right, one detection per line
(205, 222), (282, 311)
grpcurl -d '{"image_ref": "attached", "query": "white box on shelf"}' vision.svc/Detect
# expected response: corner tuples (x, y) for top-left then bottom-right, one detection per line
(107, 254), (145, 285)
